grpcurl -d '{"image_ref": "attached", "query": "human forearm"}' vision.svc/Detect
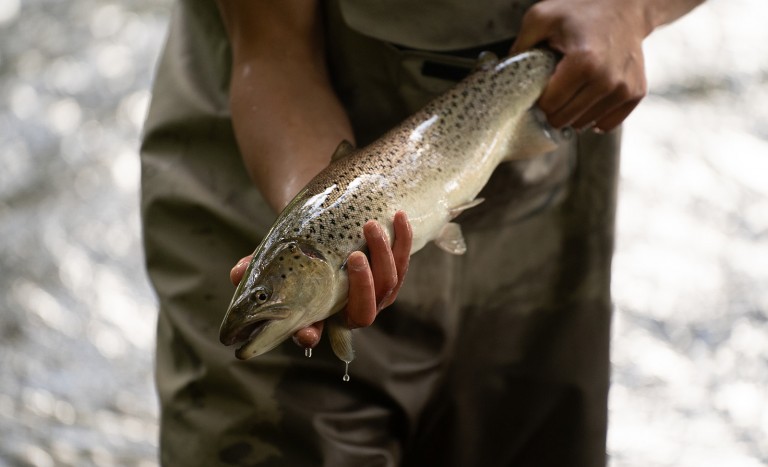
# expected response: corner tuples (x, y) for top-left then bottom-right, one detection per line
(228, 59), (354, 213)
(641, 0), (706, 35)
(216, 1), (411, 348)
(217, 0), (354, 213)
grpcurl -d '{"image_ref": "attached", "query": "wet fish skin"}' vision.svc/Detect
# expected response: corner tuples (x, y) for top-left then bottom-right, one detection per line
(219, 49), (568, 363)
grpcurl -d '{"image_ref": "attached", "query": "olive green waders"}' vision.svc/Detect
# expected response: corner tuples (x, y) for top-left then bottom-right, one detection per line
(140, 1), (618, 465)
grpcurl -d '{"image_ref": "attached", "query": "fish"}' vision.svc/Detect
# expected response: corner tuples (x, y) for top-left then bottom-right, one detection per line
(219, 49), (570, 368)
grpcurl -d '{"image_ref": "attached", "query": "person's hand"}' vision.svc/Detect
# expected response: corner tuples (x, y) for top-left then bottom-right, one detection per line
(510, 0), (651, 133)
(229, 211), (413, 349)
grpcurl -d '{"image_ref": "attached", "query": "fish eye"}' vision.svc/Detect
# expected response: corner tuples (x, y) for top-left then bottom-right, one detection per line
(249, 288), (270, 304)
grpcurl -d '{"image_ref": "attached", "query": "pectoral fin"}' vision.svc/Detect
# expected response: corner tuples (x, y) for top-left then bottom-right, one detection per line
(434, 222), (467, 255)
(331, 140), (355, 162)
(449, 198), (485, 218)
(328, 318), (354, 363)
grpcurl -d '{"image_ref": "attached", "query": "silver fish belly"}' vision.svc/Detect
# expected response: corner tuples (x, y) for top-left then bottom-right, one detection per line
(219, 49), (569, 366)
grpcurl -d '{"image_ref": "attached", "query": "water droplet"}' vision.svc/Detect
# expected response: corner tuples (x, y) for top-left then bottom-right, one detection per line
(304, 348), (312, 358)
(342, 361), (350, 382)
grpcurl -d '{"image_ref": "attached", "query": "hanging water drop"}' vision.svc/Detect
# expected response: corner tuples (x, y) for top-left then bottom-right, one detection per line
(342, 361), (350, 382)
(304, 347), (312, 358)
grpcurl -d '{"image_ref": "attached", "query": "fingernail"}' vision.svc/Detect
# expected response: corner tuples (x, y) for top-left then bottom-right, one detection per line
(365, 221), (381, 238)
(348, 252), (367, 272)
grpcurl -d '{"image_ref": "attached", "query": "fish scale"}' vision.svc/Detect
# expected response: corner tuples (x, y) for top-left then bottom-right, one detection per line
(219, 49), (569, 370)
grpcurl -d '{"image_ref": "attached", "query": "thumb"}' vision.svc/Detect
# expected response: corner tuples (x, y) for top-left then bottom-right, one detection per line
(510, 8), (552, 55)
(230, 255), (252, 286)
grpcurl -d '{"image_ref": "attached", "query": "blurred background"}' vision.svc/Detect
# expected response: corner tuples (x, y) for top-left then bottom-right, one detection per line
(0, 0), (765, 465)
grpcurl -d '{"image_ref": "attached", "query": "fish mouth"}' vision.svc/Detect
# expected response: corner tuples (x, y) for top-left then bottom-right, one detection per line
(221, 319), (272, 349)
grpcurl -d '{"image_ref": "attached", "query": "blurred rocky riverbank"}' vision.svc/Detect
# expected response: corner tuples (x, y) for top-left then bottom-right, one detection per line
(0, 0), (766, 466)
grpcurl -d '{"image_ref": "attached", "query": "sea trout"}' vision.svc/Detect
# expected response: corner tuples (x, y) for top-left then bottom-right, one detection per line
(219, 49), (570, 368)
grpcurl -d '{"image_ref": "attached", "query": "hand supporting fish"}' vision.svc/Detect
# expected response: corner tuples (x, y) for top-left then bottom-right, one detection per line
(228, 212), (412, 349)
(219, 49), (571, 370)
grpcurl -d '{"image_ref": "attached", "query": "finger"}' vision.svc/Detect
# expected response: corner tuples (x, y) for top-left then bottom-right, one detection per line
(571, 91), (626, 131)
(391, 211), (412, 281)
(345, 251), (377, 328)
(363, 220), (398, 304)
(292, 321), (324, 349)
(537, 57), (591, 123)
(377, 211), (412, 310)
(509, 4), (553, 54)
(230, 255), (252, 286)
(572, 75), (646, 130)
(594, 99), (641, 133)
(546, 80), (613, 129)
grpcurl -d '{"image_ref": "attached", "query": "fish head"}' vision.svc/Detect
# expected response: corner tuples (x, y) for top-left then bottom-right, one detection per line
(219, 240), (343, 360)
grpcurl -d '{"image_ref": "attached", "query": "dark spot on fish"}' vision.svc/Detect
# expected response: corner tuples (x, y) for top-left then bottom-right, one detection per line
(289, 268), (293, 272)
(293, 255), (299, 260)
(328, 234), (334, 240)
(355, 221), (361, 227)
(279, 256), (284, 261)
(281, 274), (286, 279)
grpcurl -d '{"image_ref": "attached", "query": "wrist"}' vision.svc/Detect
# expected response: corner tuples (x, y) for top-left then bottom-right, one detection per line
(640, 0), (706, 36)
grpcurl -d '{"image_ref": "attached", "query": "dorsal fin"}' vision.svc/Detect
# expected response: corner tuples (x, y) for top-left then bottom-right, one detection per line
(331, 140), (356, 162)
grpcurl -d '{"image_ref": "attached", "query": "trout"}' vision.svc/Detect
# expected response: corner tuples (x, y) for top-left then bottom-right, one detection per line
(219, 49), (569, 368)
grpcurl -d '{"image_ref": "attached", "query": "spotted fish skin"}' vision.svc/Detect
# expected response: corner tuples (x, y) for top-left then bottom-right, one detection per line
(220, 49), (568, 363)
